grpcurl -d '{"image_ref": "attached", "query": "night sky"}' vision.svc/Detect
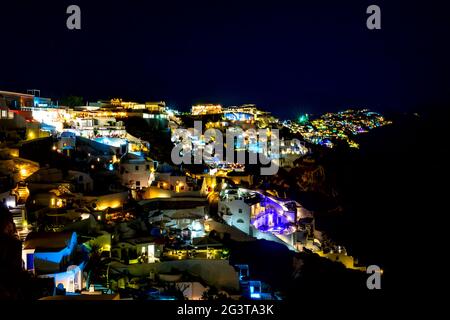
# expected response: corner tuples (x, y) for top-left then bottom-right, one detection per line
(1, 0), (449, 118)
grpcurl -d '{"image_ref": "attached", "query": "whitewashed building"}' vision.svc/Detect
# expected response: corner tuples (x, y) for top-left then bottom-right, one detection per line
(119, 153), (154, 190)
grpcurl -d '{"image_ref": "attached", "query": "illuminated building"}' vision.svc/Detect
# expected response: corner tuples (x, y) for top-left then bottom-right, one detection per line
(0, 89), (55, 111)
(4, 94), (171, 139)
(100, 99), (170, 129)
(0, 90), (34, 109)
(223, 104), (260, 118)
(25, 168), (103, 213)
(316, 246), (368, 271)
(0, 106), (14, 120)
(279, 138), (309, 169)
(83, 191), (129, 211)
(56, 131), (77, 155)
(119, 152), (155, 190)
(219, 188), (300, 245)
(191, 104), (222, 115)
(109, 98), (142, 109)
(71, 116), (126, 138)
(154, 163), (193, 193)
(1, 105), (50, 140)
(88, 99), (169, 128)
(218, 188), (260, 234)
(223, 111), (254, 122)
(145, 101), (166, 113)
(22, 231), (87, 293)
(25, 107), (68, 133)
(92, 136), (128, 152)
(23, 231), (78, 273)
(112, 238), (161, 264)
(200, 175), (217, 195)
(142, 112), (168, 119)
(250, 192), (298, 235)
(140, 198), (208, 236)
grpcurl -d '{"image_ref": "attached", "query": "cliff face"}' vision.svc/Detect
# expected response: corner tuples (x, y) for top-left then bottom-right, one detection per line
(0, 235), (22, 272)
(0, 208), (26, 299)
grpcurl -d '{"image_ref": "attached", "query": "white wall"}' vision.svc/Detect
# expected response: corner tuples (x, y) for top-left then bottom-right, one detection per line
(40, 263), (85, 293)
(121, 162), (153, 189)
(218, 199), (251, 235)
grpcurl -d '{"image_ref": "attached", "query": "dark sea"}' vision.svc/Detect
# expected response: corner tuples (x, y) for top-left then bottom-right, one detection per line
(323, 109), (446, 293)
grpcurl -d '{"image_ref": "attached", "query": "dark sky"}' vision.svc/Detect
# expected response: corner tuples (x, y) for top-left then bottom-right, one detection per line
(1, 0), (449, 118)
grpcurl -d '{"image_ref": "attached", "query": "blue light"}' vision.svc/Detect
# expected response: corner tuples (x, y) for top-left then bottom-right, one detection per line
(158, 296), (176, 300)
(108, 163), (114, 171)
(250, 293), (261, 299)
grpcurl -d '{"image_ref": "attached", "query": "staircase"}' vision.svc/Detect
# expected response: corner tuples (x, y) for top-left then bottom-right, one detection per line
(10, 205), (32, 241)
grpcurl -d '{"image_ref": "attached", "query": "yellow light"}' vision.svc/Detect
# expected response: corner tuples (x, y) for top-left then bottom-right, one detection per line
(20, 168), (28, 176)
